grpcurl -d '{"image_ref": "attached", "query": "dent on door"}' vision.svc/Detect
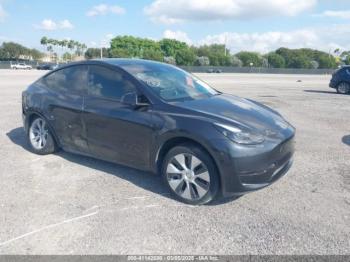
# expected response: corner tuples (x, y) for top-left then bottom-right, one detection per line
(83, 97), (155, 170)
(44, 91), (88, 152)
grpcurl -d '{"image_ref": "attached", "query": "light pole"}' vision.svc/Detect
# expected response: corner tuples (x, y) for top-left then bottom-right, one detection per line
(224, 34), (227, 56)
(100, 39), (108, 59)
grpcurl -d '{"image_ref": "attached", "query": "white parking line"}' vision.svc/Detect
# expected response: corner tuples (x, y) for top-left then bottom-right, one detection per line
(0, 211), (98, 247)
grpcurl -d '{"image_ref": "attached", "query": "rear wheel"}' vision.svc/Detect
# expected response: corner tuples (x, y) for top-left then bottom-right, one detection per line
(337, 82), (350, 94)
(28, 116), (57, 155)
(162, 144), (219, 205)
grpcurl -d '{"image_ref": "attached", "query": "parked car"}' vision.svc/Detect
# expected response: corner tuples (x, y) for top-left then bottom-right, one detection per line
(36, 64), (59, 71)
(329, 66), (350, 94)
(206, 68), (223, 73)
(11, 63), (32, 70)
(22, 59), (295, 205)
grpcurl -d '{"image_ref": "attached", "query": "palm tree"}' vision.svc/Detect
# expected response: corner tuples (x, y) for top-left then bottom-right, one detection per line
(40, 36), (48, 52)
(74, 41), (80, 56)
(50, 39), (59, 63)
(81, 44), (87, 57)
(47, 45), (53, 62)
(68, 40), (75, 60)
(62, 39), (69, 61)
(58, 40), (66, 62)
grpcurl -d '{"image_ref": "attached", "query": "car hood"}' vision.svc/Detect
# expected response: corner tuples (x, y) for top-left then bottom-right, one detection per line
(175, 94), (294, 138)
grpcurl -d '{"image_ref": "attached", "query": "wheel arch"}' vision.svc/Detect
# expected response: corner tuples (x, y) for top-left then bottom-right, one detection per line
(26, 111), (60, 148)
(155, 136), (222, 186)
(336, 81), (350, 94)
(338, 80), (350, 84)
(337, 81), (350, 87)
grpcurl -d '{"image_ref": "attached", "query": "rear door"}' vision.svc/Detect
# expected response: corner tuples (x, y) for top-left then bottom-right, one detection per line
(40, 65), (89, 153)
(83, 64), (154, 170)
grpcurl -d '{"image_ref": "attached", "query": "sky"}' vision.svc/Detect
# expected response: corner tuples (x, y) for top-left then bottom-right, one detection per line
(0, 0), (350, 54)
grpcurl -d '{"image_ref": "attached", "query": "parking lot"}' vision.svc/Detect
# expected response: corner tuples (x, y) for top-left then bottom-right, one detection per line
(0, 70), (349, 254)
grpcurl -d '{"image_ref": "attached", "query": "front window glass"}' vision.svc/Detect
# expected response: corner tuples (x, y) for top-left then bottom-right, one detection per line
(120, 63), (219, 102)
(88, 65), (136, 100)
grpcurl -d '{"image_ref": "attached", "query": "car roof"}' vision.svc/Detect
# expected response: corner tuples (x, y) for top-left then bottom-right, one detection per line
(97, 58), (166, 67)
(55, 58), (168, 71)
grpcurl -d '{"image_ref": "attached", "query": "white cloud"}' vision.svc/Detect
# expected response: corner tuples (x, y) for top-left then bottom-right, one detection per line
(0, 35), (9, 42)
(163, 30), (192, 44)
(105, 33), (114, 40)
(145, 0), (317, 24)
(59, 19), (74, 29)
(34, 19), (74, 31)
(0, 4), (8, 22)
(86, 4), (125, 17)
(316, 10), (350, 19)
(35, 19), (57, 30)
(198, 24), (350, 53)
(97, 33), (115, 48)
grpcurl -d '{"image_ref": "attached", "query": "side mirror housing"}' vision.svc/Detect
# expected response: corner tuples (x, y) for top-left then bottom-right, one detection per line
(121, 92), (149, 108)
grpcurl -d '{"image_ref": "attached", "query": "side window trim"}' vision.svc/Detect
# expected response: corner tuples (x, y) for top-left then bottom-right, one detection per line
(41, 65), (88, 95)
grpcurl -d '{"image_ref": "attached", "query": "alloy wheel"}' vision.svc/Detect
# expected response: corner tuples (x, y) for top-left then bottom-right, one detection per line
(338, 83), (350, 94)
(29, 118), (49, 150)
(166, 153), (210, 200)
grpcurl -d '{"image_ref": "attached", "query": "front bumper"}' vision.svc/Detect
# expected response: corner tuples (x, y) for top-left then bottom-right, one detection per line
(22, 113), (28, 132)
(329, 78), (338, 89)
(210, 135), (295, 197)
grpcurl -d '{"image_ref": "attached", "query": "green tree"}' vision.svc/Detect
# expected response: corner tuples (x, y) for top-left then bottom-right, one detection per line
(194, 44), (230, 66)
(0, 42), (27, 59)
(0, 42), (43, 60)
(175, 48), (196, 66)
(109, 48), (130, 58)
(85, 48), (109, 59)
(340, 51), (350, 61)
(110, 36), (162, 58)
(310, 60), (319, 69)
(67, 40), (75, 59)
(266, 53), (285, 68)
(164, 56), (176, 65)
(318, 55), (337, 69)
(288, 55), (312, 69)
(229, 56), (242, 67)
(345, 56), (350, 65)
(40, 36), (48, 52)
(159, 39), (188, 57)
(29, 48), (44, 60)
(235, 51), (263, 67)
(142, 49), (163, 61)
(195, 56), (210, 66)
(62, 52), (72, 61)
(276, 47), (337, 69)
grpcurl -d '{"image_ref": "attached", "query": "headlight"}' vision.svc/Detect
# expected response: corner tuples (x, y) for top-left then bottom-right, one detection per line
(214, 123), (265, 145)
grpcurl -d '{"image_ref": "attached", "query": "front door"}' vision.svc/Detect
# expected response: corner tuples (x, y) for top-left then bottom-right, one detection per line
(83, 65), (154, 170)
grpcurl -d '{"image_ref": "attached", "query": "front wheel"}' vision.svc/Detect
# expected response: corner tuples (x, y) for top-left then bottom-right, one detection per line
(162, 144), (219, 205)
(337, 82), (350, 94)
(27, 117), (57, 155)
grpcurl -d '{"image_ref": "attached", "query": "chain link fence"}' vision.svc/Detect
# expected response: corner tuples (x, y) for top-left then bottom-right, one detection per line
(181, 66), (335, 75)
(0, 60), (336, 74)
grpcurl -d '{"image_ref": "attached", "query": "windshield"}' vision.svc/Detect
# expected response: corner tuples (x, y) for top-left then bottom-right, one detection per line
(120, 63), (219, 102)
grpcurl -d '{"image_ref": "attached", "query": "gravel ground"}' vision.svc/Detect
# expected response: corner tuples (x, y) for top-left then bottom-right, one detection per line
(0, 70), (349, 255)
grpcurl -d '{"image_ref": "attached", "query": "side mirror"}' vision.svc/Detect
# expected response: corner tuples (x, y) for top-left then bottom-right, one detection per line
(121, 92), (150, 108)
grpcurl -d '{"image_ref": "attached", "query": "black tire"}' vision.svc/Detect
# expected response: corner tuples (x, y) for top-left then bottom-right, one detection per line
(27, 116), (57, 155)
(336, 82), (350, 94)
(161, 143), (220, 205)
